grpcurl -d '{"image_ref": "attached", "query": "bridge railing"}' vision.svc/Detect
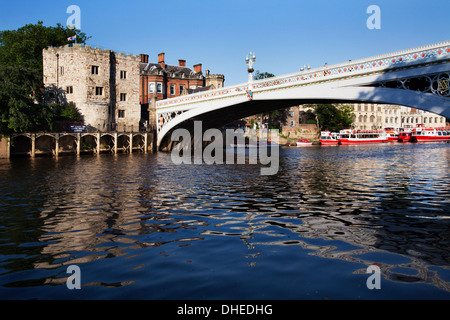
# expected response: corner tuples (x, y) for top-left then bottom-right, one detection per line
(156, 40), (450, 112)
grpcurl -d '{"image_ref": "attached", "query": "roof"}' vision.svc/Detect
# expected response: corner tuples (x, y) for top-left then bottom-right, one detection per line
(139, 62), (201, 78)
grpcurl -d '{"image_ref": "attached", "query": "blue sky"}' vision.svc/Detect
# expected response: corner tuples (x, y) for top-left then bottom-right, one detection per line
(1, 0), (449, 86)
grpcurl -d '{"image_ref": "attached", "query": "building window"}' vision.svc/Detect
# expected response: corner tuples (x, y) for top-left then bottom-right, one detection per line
(120, 93), (127, 101)
(60, 67), (64, 75)
(149, 83), (155, 93)
(289, 120), (295, 127)
(118, 110), (125, 118)
(157, 83), (163, 94)
(95, 87), (103, 95)
(170, 84), (175, 95)
(179, 85), (185, 94)
(120, 70), (127, 79)
(91, 65), (99, 75)
(66, 86), (73, 94)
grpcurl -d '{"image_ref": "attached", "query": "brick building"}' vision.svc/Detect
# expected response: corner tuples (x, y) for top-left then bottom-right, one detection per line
(139, 52), (224, 129)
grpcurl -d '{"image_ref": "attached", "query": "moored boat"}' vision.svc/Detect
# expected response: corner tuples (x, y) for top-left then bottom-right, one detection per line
(296, 139), (313, 147)
(398, 131), (412, 142)
(384, 128), (399, 142)
(319, 131), (339, 145)
(338, 129), (388, 145)
(409, 126), (450, 142)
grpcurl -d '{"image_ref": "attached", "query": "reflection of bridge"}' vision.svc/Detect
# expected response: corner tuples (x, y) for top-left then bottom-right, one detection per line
(156, 41), (450, 150)
(10, 131), (153, 157)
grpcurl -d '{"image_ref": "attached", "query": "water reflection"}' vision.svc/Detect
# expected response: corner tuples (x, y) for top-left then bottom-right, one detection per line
(0, 142), (449, 298)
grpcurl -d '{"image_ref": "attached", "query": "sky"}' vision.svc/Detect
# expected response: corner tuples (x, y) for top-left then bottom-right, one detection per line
(1, 0), (449, 86)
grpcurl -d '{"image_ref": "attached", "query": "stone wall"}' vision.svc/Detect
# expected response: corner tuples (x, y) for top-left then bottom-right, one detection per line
(43, 45), (141, 131)
(0, 136), (10, 159)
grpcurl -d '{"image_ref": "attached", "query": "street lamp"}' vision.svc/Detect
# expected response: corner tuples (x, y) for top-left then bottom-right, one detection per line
(246, 51), (256, 83)
(300, 64), (310, 72)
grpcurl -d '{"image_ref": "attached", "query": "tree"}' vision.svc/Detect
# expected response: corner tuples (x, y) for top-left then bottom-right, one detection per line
(253, 70), (275, 80)
(0, 21), (89, 135)
(308, 104), (355, 132)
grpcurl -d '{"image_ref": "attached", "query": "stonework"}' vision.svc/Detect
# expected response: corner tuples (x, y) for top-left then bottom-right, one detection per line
(43, 44), (140, 131)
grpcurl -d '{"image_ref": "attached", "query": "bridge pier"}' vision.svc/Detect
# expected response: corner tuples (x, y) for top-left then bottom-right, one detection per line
(55, 133), (59, 157)
(31, 134), (36, 158)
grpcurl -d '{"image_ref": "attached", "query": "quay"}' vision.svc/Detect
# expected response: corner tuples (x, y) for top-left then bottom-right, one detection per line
(0, 131), (155, 159)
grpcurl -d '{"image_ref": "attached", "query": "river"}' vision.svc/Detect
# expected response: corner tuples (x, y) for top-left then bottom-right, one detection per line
(0, 142), (449, 300)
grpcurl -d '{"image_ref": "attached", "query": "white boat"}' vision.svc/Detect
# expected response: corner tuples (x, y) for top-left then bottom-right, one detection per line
(338, 129), (388, 144)
(319, 131), (339, 145)
(296, 139), (313, 147)
(410, 126), (450, 142)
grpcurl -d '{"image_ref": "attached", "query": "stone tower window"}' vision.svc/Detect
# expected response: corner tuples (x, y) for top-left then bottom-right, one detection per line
(91, 65), (99, 75)
(95, 87), (103, 95)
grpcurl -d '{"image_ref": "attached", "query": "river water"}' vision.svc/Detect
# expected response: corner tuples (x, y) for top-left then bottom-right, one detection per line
(0, 142), (449, 300)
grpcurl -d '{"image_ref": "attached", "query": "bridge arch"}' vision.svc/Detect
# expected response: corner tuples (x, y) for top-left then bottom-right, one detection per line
(156, 41), (450, 150)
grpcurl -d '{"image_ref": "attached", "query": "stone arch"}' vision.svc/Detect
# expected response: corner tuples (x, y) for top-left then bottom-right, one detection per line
(10, 135), (32, 157)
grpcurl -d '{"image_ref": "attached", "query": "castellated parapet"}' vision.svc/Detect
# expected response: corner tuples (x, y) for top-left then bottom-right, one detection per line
(43, 44), (140, 131)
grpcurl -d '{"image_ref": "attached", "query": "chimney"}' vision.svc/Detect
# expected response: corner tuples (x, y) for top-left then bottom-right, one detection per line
(158, 52), (165, 69)
(178, 59), (186, 67)
(140, 54), (148, 63)
(193, 63), (202, 73)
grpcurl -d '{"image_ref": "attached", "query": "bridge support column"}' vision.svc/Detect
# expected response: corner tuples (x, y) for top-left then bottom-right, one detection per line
(55, 133), (59, 157)
(129, 133), (133, 153)
(97, 132), (101, 155)
(114, 133), (118, 154)
(31, 133), (35, 158)
(76, 133), (81, 155)
(144, 133), (148, 153)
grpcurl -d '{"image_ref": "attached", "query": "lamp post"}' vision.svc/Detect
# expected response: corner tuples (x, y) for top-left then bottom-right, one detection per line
(300, 64), (310, 72)
(246, 52), (256, 84)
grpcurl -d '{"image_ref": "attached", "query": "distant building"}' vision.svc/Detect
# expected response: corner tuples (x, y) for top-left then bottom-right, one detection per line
(351, 103), (448, 130)
(43, 45), (224, 131)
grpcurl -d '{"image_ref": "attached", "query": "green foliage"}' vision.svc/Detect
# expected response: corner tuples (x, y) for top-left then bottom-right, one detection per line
(0, 21), (89, 135)
(307, 104), (355, 132)
(253, 70), (275, 80)
(57, 102), (82, 122)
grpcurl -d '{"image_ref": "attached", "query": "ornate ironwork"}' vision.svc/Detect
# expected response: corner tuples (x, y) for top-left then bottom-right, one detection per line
(374, 72), (450, 97)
